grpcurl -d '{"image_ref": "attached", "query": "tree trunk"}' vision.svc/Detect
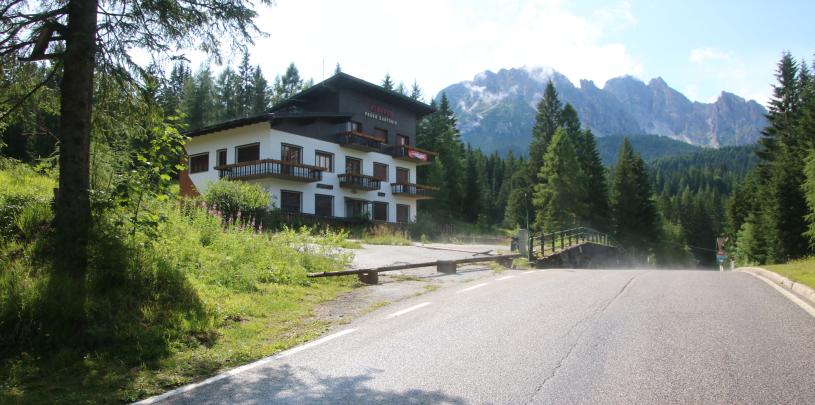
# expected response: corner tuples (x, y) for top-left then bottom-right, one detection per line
(54, 0), (98, 276)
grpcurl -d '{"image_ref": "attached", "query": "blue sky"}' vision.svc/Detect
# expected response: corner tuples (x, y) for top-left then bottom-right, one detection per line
(201, 0), (814, 106)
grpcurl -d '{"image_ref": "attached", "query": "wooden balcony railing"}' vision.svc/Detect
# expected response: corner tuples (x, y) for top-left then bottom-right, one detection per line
(389, 145), (437, 165)
(337, 131), (384, 152)
(216, 159), (324, 182)
(390, 182), (438, 199)
(338, 173), (381, 190)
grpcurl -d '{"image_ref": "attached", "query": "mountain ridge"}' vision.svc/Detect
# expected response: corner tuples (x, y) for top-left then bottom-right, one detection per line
(438, 67), (767, 155)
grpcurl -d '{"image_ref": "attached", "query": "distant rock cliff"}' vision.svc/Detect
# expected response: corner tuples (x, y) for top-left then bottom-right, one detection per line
(439, 67), (767, 155)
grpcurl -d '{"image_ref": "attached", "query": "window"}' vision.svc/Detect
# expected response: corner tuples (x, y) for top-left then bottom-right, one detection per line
(315, 151), (334, 172)
(396, 204), (410, 223)
(345, 198), (370, 219)
(189, 152), (209, 173)
(216, 149), (227, 167)
(236, 143), (260, 163)
(373, 163), (388, 181)
(373, 127), (388, 142)
(345, 157), (362, 174)
(397, 134), (410, 146)
(347, 121), (362, 132)
(281, 144), (302, 163)
(315, 194), (333, 217)
(281, 190), (301, 213)
(373, 202), (388, 222)
(396, 167), (410, 184)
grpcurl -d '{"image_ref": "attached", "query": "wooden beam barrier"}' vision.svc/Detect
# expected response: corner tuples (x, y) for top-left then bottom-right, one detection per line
(307, 254), (523, 284)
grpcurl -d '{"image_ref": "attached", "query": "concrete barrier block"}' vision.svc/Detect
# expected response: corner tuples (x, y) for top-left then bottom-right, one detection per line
(358, 271), (379, 285)
(437, 260), (457, 274)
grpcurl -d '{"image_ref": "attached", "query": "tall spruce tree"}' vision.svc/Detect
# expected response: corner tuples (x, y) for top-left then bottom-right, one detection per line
(271, 63), (304, 105)
(216, 66), (240, 121)
(533, 128), (588, 232)
(750, 53), (812, 262)
(249, 66), (270, 114)
(462, 146), (483, 222)
(410, 80), (423, 101)
(609, 138), (660, 258)
(529, 80), (562, 180)
(575, 129), (610, 231)
(381, 73), (394, 91)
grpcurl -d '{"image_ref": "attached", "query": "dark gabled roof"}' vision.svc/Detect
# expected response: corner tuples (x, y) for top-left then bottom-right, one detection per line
(185, 114), (272, 138)
(270, 72), (435, 116)
(270, 112), (352, 122)
(185, 112), (354, 137)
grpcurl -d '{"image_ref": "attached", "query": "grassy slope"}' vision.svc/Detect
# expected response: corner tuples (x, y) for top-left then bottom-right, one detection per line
(764, 257), (815, 290)
(0, 164), (361, 403)
(2, 278), (356, 404)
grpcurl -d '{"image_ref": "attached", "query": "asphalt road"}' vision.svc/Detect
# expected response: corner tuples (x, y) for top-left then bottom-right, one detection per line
(148, 269), (815, 404)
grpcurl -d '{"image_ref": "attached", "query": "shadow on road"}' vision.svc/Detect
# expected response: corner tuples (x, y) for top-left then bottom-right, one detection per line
(170, 363), (467, 404)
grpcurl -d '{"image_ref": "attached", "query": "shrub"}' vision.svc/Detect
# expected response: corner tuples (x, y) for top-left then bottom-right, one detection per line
(0, 161), (55, 239)
(362, 225), (412, 245)
(203, 179), (272, 221)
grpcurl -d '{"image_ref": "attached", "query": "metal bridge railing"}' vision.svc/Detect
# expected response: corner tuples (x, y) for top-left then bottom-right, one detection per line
(528, 227), (613, 261)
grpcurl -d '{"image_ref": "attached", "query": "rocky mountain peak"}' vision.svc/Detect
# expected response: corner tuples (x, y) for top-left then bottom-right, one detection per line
(438, 67), (767, 155)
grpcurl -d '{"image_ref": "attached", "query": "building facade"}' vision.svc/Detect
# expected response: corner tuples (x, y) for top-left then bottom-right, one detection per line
(180, 73), (437, 223)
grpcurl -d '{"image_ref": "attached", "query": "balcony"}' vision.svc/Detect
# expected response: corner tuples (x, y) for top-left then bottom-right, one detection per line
(338, 173), (381, 191)
(337, 131), (384, 152)
(216, 159), (324, 182)
(389, 145), (437, 165)
(391, 183), (438, 199)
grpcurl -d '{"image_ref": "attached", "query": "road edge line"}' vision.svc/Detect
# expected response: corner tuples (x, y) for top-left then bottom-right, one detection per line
(737, 268), (815, 318)
(133, 328), (357, 404)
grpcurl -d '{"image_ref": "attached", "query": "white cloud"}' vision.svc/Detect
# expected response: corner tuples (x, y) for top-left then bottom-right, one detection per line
(689, 47), (732, 63)
(220, 0), (644, 98)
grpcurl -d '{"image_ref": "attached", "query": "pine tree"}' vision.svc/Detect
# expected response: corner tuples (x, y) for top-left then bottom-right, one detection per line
(159, 61), (190, 116)
(575, 129), (610, 231)
(271, 63), (304, 105)
(752, 53), (811, 262)
(236, 51), (253, 117)
(395, 81), (406, 95)
(532, 128), (588, 232)
(529, 80), (562, 180)
(462, 146), (483, 222)
(410, 80), (423, 101)
(250, 66), (269, 114)
(183, 66), (218, 129)
(216, 66), (240, 121)
(804, 149), (815, 248)
(609, 138), (660, 257)
(415, 95), (465, 221)
(382, 73), (394, 91)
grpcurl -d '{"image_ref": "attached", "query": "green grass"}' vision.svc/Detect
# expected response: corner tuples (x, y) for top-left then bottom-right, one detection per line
(764, 257), (815, 289)
(0, 163), (362, 403)
(361, 225), (412, 246)
(1, 278), (356, 404)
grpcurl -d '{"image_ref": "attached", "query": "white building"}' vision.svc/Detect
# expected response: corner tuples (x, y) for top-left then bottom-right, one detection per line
(180, 73), (438, 224)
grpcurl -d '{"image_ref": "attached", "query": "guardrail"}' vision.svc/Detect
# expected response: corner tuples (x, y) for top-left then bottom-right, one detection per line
(308, 254), (522, 284)
(528, 227), (612, 261)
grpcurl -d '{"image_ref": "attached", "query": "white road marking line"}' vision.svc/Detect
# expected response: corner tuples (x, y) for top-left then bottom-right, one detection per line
(459, 282), (488, 293)
(496, 275), (515, 281)
(744, 272), (815, 319)
(135, 328), (357, 404)
(275, 328), (357, 358)
(386, 302), (431, 319)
